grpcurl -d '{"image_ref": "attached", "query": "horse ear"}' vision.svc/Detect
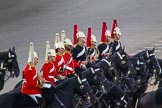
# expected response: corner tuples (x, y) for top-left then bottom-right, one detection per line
(146, 49), (149, 58)
(12, 47), (15, 52)
(9, 48), (12, 54)
(152, 47), (155, 52)
(8, 49), (12, 58)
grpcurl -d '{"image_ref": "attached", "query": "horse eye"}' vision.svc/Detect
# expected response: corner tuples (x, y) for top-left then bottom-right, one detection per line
(80, 85), (84, 89)
(121, 61), (126, 64)
(11, 55), (15, 58)
(110, 67), (114, 70)
(93, 76), (97, 80)
(122, 55), (125, 57)
(8, 59), (12, 63)
(147, 59), (150, 63)
(136, 67), (140, 70)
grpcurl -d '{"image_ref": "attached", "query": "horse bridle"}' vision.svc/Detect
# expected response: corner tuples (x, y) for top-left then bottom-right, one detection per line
(0, 58), (14, 81)
(4, 51), (17, 78)
(117, 52), (127, 66)
(146, 50), (161, 75)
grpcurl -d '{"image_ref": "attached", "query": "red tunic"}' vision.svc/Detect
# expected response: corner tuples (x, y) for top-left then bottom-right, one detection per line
(42, 62), (57, 86)
(54, 53), (67, 78)
(64, 51), (79, 75)
(21, 64), (41, 94)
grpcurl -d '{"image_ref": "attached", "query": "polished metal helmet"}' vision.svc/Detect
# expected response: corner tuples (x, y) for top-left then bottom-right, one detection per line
(48, 49), (56, 57)
(105, 30), (111, 37)
(76, 31), (86, 38)
(64, 38), (73, 46)
(55, 42), (65, 49)
(114, 27), (121, 35)
(91, 34), (97, 43)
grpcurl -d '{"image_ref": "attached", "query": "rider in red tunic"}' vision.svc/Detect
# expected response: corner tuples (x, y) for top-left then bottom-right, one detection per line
(42, 46), (57, 86)
(63, 38), (79, 77)
(54, 41), (67, 80)
(21, 42), (44, 104)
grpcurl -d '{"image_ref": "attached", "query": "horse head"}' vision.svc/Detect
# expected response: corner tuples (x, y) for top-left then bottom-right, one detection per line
(52, 76), (96, 107)
(144, 48), (161, 76)
(111, 48), (136, 78)
(6, 47), (20, 77)
(0, 47), (20, 78)
(135, 56), (147, 79)
(96, 58), (120, 83)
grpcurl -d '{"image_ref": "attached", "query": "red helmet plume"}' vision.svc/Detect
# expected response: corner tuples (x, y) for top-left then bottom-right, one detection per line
(73, 24), (78, 45)
(86, 27), (92, 47)
(111, 18), (118, 39)
(101, 21), (108, 43)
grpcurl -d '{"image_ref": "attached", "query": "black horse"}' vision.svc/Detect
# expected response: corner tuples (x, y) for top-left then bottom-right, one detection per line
(137, 87), (162, 108)
(71, 60), (121, 108)
(109, 49), (138, 108)
(100, 57), (120, 83)
(0, 76), (95, 108)
(133, 48), (161, 82)
(130, 48), (161, 108)
(110, 48), (137, 91)
(89, 58), (132, 108)
(0, 47), (20, 91)
(110, 48), (136, 79)
(129, 55), (147, 107)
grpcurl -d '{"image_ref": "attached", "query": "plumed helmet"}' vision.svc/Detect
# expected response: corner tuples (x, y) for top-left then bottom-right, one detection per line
(45, 41), (51, 62)
(111, 18), (118, 39)
(105, 30), (111, 37)
(48, 49), (56, 57)
(114, 27), (121, 35)
(33, 51), (38, 59)
(91, 34), (97, 43)
(73, 24), (78, 45)
(55, 42), (65, 49)
(101, 21), (108, 43)
(54, 33), (60, 48)
(61, 30), (66, 43)
(28, 42), (38, 63)
(64, 38), (73, 46)
(76, 31), (86, 38)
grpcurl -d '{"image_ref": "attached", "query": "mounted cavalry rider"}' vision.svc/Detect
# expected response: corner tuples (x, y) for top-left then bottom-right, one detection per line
(63, 38), (79, 78)
(98, 21), (112, 60)
(41, 41), (57, 86)
(54, 41), (67, 84)
(21, 42), (45, 105)
(86, 27), (99, 61)
(110, 19), (122, 55)
(72, 31), (88, 70)
(60, 30), (79, 77)
(110, 27), (122, 55)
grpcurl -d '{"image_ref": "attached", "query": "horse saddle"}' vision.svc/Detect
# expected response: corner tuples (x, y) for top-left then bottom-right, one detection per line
(155, 88), (162, 105)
